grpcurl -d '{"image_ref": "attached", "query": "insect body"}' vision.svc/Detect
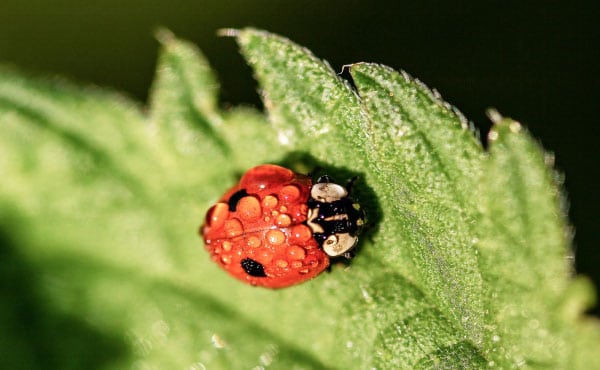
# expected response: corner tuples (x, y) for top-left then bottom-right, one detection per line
(201, 164), (364, 288)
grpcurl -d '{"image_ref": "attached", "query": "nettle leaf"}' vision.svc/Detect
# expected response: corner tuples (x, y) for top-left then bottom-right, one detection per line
(476, 116), (600, 368)
(0, 28), (598, 370)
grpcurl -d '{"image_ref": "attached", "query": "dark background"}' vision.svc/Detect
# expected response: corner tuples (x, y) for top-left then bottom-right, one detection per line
(1, 1), (598, 313)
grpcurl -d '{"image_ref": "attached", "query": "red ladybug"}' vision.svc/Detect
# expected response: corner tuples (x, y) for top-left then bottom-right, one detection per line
(200, 164), (365, 288)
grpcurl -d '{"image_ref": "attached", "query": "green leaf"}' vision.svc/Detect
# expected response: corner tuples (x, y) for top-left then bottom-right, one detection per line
(348, 63), (485, 344)
(1, 28), (599, 370)
(237, 29), (486, 354)
(476, 116), (600, 367)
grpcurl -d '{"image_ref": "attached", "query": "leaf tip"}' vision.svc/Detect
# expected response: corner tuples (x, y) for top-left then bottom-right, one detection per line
(564, 276), (598, 319)
(342, 62), (365, 74)
(233, 28), (299, 52)
(154, 27), (175, 45)
(486, 109), (523, 143)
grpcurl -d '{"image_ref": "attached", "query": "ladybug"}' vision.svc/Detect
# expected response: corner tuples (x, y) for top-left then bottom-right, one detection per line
(200, 164), (365, 288)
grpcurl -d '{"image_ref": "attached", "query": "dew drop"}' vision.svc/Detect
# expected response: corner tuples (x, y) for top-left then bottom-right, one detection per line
(528, 319), (540, 329)
(189, 363), (206, 370)
(206, 203), (228, 229)
(261, 195), (278, 209)
(259, 344), (278, 366)
(290, 224), (312, 243)
(257, 249), (274, 264)
(224, 219), (243, 238)
(275, 213), (292, 227)
(280, 185), (300, 202)
(361, 287), (373, 303)
(246, 236), (262, 248)
(275, 259), (288, 268)
(286, 245), (306, 260)
(152, 320), (169, 340)
(211, 333), (227, 349)
(220, 254), (232, 265)
(238, 196), (262, 221)
(266, 229), (285, 245)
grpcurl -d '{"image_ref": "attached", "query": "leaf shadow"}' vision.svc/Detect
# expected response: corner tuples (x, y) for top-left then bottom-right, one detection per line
(40, 253), (335, 369)
(0, 220), (129, 370)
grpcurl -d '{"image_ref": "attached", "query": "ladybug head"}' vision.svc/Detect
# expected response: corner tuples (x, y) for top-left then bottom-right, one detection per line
(307, 176), (365, 258)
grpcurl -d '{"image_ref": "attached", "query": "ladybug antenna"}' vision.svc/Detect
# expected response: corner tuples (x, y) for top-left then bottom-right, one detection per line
(316, 175), (333, 184)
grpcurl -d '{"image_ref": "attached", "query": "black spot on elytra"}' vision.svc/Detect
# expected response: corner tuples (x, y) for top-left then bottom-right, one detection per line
(241, 258), (266, 277)
(228, 189), (248, 212)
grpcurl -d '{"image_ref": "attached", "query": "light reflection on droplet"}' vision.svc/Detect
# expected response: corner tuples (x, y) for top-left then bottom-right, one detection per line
(189, 362), (206, 370)
(509, 121), (522, 133)
(528, 319), (540, 330)
(132, 335), (153, 356)
(361, 287), (373, 303)
(277, 130), (290, 146)
(152, 320), (170, 340)
(211, 333), (227, 349)
(259, 344), (278, 366)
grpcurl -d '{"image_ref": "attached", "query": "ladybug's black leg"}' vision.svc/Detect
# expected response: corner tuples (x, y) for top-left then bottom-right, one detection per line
(342, 250), (355, 259)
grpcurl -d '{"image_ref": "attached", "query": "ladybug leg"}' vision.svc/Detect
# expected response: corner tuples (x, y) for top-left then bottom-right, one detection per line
(342, 250), (355, 259)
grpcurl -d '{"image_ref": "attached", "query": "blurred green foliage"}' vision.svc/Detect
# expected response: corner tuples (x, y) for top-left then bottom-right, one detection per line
(1, 28), (599, 368)
(1, 2), (597, 300)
